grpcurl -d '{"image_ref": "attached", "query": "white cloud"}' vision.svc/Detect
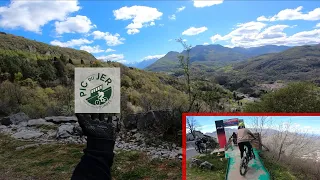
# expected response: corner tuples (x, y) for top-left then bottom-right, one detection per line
(257, 25), (289, 39)
(257, 16), (269, 22)
(316, 23), (320, 28)
(183, 39), (187, 42)
(92, 31), (125, 46)
(203, 42), (209, 45)
(168, 6), (185, 21)
(168, 14), (176, 20)
(115, 59), (128, 64)
(257, 6), (320, 22)
(193, 0), (224, 8)
(168, 39), (172, 41)
(177, 6), (186, 12)
(106, 48), (116, 53)
(96, 54), (125, 62)
(80, 46), (116, 54)
(0, 0), (80, 33)
(142, 54), (165, 60)
(50, 38), (93, 48)
(113, 6), (163, 35)
(55, 15), (96, 35)
(127, 29), (140, 35)
(80, 45), (104, 53)
(210, 21), (320, 47)
(182, 26), (208, 36)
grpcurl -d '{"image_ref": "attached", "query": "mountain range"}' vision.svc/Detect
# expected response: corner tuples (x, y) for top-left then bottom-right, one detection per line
(124, 57), (159, 69)
(146, 44), (292, 72)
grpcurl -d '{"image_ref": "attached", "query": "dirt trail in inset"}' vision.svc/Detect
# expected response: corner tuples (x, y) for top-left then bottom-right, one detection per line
(225, 145), (270, 180)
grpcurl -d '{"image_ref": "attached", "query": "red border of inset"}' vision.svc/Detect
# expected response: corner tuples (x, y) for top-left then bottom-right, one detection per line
(181, 112), (320, 180)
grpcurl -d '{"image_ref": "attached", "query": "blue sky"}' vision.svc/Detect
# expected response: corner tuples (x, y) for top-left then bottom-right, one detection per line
(187, 116), (320, 134)
(0, 1), (320, 63)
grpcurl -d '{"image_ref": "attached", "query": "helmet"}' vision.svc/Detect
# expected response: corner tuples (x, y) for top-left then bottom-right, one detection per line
(238, 122), (245, 129)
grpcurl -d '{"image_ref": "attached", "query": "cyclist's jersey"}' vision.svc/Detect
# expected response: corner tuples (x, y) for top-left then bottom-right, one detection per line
(237, 128), (253, 143)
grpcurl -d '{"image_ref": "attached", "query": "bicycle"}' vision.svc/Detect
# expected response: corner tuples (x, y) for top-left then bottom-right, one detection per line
(195, 141), (207, 154)
(239, 141), (256, 176)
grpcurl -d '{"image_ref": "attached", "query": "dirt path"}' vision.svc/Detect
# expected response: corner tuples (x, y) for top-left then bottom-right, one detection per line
(225, 145), (270, 180)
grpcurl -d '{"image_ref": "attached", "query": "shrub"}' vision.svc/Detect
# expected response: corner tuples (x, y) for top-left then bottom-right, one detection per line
(244, 82), (320, 112)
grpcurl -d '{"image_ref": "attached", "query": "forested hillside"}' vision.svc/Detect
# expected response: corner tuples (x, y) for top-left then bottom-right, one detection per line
(0, 33), (236, 119)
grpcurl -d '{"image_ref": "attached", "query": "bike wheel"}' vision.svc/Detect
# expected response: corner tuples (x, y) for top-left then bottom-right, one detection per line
(240, 157), (248, 176)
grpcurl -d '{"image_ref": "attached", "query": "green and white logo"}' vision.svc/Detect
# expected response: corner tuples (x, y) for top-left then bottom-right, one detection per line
(75, 68), (120, 113)
(80, 73), (113, 108)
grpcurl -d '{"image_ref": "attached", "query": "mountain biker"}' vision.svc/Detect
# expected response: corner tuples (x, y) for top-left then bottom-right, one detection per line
(71, 113), (116, 180)
(237, 122), (256, 159)
(201, 137), (207, 144)
(195, 137), (202, 152)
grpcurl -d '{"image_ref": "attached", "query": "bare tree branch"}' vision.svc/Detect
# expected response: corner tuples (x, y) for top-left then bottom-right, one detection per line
(265, 120), (318, 162)
(187, 116), (201, 139)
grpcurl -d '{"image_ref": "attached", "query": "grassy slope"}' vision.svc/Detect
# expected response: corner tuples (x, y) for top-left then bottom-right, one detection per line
(145, 51), (181, 72)
(0, 33), (96, 64)
(187, 153), (227, 180)
(0, 134), (181, 180)
(261, 154), (301, 180)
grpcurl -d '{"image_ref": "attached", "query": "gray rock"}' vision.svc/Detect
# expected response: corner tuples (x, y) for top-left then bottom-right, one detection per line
(190, 158), (203, 168)
(151, 155), (159, 160)
(123, 113), (142, 129)
(1, 112), (30, 126)
(200, 161), (214, 170)
(137, 110), (171, 131)
(131, 129), (137, 133)
(172, 143), (177, 148)
(45, 116), (78, 124)
(0, 125), (12, 134)
(133, 132), (143, 140)
(169, 152), (178, 159)
(56, 124), (74, 139)
(12, 130), (44, 139)
(161, 152), (170, 158)
(17, 121), (28, 128)
(73, 123), (83, 136)
(28, 119), (55, 126)
(46, 130), (57, 139)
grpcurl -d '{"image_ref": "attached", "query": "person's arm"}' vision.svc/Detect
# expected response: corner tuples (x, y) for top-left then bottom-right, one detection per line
(71, 114), (116, 180)
(247, 129), (256, 139)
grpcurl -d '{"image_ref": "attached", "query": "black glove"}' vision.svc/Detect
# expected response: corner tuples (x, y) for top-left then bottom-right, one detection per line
(75, 113), (116, 141)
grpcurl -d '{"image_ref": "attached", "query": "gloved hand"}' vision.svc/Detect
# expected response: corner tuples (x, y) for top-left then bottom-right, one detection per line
(75, 113), (116, 141)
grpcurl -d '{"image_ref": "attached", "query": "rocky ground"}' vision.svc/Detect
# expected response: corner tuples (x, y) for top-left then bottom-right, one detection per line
(0, 112), (182, 160)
